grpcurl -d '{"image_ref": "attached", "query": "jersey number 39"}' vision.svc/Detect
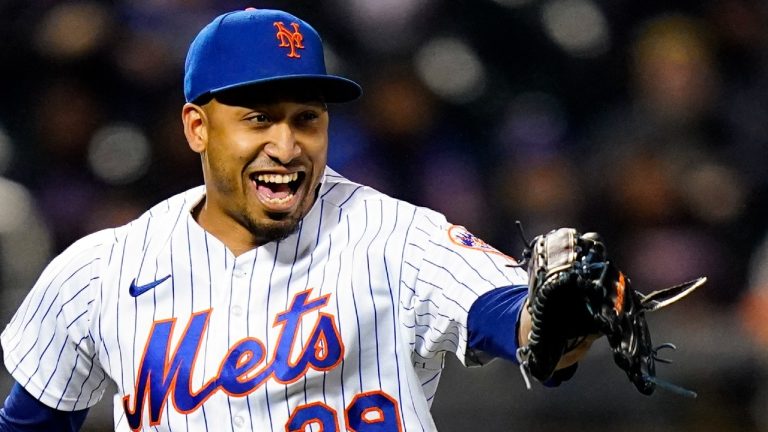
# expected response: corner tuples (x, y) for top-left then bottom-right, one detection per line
(286, 390), (402, 432)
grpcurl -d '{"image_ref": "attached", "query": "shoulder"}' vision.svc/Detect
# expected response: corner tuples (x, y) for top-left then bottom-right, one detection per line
(141, 186), (205, 219)
(319, 168), (453, 236)
(318, 168), (384, 208)
(50, 186), (204, 280)
(319, 168), (430, 215)
(111, 186), (204, 245)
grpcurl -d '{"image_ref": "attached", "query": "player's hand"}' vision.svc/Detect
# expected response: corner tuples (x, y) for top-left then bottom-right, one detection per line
(555, 333), (600, 369)
(515, 226), (704, 396)
(518, 300), (599, 371)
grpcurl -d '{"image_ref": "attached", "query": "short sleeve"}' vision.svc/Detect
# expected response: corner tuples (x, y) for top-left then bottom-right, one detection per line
(399, 210), (528, 366)
(1, 230), (113, 411)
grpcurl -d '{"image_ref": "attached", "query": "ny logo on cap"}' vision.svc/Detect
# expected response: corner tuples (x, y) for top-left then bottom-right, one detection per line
(274, 21), (304, 58)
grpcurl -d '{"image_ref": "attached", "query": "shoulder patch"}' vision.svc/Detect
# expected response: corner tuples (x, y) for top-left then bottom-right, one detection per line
(448, 225), (495, 252)
(447, 225), (518, 263)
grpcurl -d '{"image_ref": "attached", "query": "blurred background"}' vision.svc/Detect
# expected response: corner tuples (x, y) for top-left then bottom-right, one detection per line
(0, 0), (767, 430)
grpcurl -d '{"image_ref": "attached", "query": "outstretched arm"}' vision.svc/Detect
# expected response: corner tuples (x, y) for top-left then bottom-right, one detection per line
(467, 285), (596, 385)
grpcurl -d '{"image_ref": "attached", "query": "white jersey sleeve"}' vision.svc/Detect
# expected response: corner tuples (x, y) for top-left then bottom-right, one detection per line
(399, 209), (528, 368)
(1, 229), (114, 411)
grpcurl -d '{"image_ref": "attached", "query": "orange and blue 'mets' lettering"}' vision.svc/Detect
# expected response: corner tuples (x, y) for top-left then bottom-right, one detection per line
(123, 289), (343, 430)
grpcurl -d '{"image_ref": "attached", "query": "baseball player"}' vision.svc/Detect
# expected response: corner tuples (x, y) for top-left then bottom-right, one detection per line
(0, 8), (598, 431)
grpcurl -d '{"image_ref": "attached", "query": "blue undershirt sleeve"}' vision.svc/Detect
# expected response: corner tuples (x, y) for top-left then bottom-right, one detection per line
(0, 383), (89, 432)
(467, 284), (528, 363)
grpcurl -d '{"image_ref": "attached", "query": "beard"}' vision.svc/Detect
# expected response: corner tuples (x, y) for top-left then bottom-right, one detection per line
(242, 210), (303, 245)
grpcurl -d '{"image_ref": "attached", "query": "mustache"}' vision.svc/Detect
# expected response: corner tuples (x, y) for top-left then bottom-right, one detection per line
(246, 157), (305, 171)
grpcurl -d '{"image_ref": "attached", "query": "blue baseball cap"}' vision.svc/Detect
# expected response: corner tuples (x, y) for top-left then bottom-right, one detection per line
(184, 8), (362, 104)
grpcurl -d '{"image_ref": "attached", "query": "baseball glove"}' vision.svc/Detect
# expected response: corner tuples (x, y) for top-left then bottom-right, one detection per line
(514, 226), (705, 397)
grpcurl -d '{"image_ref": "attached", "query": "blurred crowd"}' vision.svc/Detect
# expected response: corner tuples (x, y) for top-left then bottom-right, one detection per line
(1, 0), (768, 430)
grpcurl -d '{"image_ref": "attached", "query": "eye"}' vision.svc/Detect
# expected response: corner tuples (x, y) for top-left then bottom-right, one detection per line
(296, 110), (320, 123)
(245, 113), (271, 124)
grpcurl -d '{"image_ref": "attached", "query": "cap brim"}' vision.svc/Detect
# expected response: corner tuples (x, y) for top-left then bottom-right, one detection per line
(204, 75), (362, 104)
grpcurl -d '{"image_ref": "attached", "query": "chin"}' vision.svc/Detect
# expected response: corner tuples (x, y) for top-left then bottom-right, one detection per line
(247, 213), (303, 244)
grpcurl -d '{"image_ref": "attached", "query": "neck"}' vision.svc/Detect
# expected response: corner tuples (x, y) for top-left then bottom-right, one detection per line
(192, 198), (260, 257)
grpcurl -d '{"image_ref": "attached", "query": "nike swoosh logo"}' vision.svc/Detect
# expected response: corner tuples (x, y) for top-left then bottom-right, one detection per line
(129, 275), (172, 297)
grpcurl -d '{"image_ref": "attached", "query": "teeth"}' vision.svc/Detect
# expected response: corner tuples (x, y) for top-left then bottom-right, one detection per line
(256, 172), (299, 184)
(262, 194), (294, 204)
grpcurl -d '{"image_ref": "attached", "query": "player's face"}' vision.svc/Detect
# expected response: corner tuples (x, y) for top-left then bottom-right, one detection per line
(184, 91), (329, 251)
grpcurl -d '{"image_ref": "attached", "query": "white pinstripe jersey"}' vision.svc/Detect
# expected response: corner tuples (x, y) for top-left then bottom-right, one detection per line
(1, 167), (527, 431)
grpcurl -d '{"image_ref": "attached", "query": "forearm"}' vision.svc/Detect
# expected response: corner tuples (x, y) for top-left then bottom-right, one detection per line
(467, 285), (528, 363)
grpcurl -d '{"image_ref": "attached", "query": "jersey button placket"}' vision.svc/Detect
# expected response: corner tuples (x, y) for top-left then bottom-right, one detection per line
(230, 259), (251, 322)
(233, 415), (245, 428)
(231, 304), (243, 316)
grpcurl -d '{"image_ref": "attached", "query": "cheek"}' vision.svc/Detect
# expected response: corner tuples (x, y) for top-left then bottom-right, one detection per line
(205, 157), (234, 194)
(306, 138), (328, 166)
(204, 146), (244, 194)
(307, 142), (328, 184)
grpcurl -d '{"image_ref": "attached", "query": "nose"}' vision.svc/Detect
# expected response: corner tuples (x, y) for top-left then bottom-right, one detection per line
(264, 123), (301, 164)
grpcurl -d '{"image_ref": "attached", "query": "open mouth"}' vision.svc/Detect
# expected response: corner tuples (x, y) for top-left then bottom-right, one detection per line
(250, 171), (306, 207)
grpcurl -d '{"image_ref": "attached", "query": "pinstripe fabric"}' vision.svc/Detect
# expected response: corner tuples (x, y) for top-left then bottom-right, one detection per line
(1, 167), (527, 431)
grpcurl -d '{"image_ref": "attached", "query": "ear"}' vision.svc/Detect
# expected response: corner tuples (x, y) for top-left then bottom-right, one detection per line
(182, 103), (208, 153)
